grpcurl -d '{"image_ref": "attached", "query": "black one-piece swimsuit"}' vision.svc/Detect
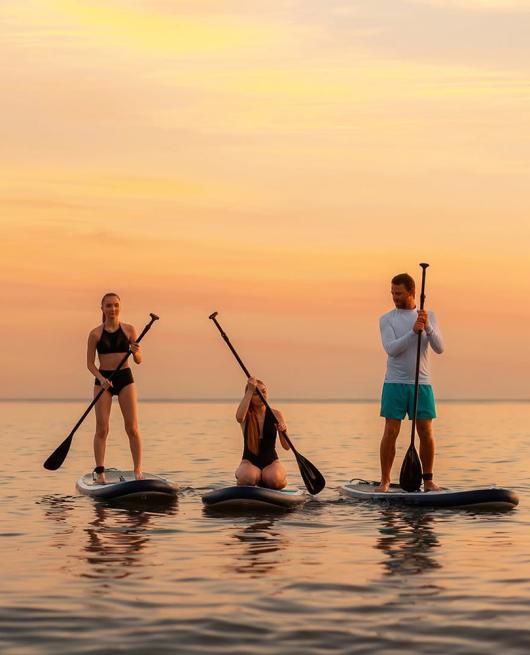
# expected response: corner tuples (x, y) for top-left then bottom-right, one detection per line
(242, 407), (279, 469)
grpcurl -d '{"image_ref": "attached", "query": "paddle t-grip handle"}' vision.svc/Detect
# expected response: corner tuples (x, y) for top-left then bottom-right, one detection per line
(138, 312), (159, 339)
(419, 263), (429, 312)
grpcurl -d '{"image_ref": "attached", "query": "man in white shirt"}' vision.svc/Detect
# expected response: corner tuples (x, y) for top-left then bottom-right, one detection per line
(377, 273), (444, 492)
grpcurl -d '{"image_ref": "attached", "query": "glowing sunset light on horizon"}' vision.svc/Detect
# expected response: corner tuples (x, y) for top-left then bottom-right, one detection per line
(1, 0), (529, 400)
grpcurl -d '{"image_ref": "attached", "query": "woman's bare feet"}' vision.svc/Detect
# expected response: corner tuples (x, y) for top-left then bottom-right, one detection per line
(375, 481), (390, 492)
(134, 471), (144, 480)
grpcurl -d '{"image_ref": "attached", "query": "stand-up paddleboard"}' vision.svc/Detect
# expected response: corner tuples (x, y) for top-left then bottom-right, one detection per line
(341, 480), (519, 510)
(76, 469), (177, 501)
(202, 485), (306, 509)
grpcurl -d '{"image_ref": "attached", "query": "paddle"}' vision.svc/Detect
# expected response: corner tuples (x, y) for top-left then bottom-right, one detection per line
(399, 263), (428, 492)
(43, 313), (160, 471)
(208, 312), (326, 495)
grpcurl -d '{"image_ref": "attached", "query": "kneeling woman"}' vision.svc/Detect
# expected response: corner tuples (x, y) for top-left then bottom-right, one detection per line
(235, 377), (290, 489)
(87, 292), (143, 484)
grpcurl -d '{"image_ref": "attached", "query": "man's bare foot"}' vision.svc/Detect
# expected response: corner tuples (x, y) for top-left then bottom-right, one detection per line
(93, 467), (106, 484)
(424, 480), (441, 491)
(134, 471), (144, 480)
(375, 481), (390, 492)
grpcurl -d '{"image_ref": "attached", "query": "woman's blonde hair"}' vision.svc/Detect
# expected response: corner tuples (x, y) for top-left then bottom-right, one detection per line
(100, 292), (120, 323)
(244, 379), (266, 456)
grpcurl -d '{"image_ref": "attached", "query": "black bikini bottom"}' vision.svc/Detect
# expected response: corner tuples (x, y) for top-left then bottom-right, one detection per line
(95, 368), (134, 396)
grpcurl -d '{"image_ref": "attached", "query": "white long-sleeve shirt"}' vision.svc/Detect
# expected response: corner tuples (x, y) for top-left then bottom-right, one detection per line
(379, 308), (444, 384)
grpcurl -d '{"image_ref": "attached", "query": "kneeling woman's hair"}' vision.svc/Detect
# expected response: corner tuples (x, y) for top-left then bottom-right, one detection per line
(244, 379), (265, 456)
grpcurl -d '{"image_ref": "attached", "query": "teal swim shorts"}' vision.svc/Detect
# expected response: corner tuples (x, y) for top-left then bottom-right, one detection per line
(380, 383), (436, 420)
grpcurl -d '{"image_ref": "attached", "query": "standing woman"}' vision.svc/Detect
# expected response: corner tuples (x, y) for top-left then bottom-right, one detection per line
(87, 293), (143, 484)
(235, 377), (290, 489)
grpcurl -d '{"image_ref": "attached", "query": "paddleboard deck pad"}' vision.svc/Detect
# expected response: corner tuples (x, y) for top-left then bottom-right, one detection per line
(76, 469), (177, 500)
(202, 485), (306, 509)
(341, 480), (518, 510)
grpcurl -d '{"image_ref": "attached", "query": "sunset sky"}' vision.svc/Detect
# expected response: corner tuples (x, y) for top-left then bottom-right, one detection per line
(1, 0), (529, 399)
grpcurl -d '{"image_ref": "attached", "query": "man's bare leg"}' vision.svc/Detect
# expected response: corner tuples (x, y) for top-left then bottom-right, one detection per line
(376, 419), (401, 492)
(417, 419), (441, 491)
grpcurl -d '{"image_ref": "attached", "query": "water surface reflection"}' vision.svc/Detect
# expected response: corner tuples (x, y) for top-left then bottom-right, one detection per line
(375, 507), (441, 577)
(226, 519), (288, 577)
(38, 495), (78, 547)
(82, 501), (178, 582)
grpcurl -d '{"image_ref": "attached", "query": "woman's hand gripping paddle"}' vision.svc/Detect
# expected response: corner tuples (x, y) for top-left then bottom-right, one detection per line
(399, 264), (428, 492)
(208, 312), (326, 495)
(43, 313), (159, 471)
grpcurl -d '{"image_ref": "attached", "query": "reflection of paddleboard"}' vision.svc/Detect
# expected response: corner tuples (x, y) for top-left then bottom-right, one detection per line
(340, 480), (519, 510)
(76, 469), (178, 501)
(202, 485), (306, 509)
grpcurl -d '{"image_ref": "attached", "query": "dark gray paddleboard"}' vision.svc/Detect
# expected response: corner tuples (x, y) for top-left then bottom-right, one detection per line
(341, 480), (518, 510)
(202, 485), (306, 509)
(76, 469), (177, 500)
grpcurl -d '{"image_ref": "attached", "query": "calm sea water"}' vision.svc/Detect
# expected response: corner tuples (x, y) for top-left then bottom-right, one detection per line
(1, 401), (529, 654)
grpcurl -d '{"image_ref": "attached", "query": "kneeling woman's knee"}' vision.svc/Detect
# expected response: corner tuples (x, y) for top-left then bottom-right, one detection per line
(262, 466), (286, 490)
(235, 465), (261, 486)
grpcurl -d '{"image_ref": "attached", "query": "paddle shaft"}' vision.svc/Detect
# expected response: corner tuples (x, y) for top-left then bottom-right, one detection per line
(208, 313), (296, 451)
(409, 264), (429, 447)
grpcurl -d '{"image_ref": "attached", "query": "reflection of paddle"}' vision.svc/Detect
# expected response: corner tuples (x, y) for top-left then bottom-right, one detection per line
(43, 313), (160, 471)
(399, 264), (428, 492)
(209, 312), (326, 495)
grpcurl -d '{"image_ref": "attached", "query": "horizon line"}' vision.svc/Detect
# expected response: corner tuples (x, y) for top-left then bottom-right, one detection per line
(0, 397), (528, 403)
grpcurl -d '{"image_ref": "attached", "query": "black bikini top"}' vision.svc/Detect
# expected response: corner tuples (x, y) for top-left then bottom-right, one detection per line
(96, 325), (130, 355)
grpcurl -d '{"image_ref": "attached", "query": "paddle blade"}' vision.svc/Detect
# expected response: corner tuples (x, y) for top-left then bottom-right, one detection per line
(399, 444), (422, 492)
(294, 451), (326, 495)
(43, 435), (72, 470)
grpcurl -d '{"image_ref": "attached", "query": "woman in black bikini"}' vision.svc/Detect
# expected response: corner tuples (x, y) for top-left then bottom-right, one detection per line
(87, 293), (143, 484)
(235, 377), (289, 489)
